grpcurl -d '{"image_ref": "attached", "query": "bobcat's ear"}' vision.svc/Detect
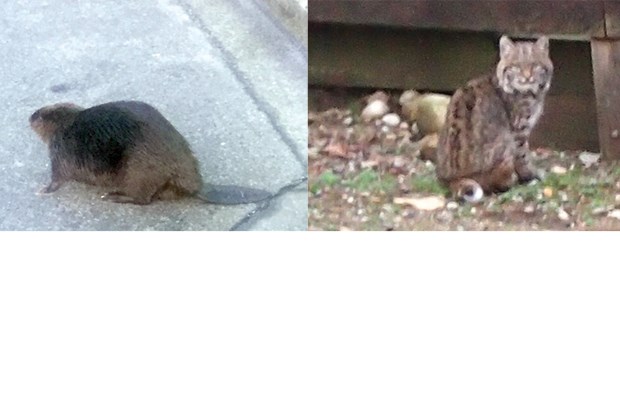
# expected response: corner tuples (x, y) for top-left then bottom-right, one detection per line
(499, 35), (515, 58)
(535, 36), (550, 52)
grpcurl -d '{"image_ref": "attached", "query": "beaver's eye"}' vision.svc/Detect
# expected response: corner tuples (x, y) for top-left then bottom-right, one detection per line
(29, 110), (41, 123)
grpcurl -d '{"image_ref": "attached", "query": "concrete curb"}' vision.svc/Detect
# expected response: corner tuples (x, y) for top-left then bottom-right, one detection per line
(261, 0), (308, 48)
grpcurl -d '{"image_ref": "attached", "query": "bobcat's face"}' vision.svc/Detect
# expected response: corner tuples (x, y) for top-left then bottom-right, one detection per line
(496, 36), (553, 95)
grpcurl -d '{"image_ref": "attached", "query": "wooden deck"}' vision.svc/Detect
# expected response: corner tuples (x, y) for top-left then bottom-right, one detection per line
(309, 0), (620, 159)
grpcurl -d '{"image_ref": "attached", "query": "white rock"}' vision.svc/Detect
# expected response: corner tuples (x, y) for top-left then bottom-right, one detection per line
(608, 209), (620, 220)
(578, 151), (600, 168)
(361, 100), (389, 121)
(343, 116), (353, 126)
(382, 113), (401, 127)
(392, 156), (407, 169)
(551, 165), (567, 175)
(399, 90), (419, 106)
(446, 201), (459, 210)
(524, 204), (535, 214)
(558, 208), (570, 222)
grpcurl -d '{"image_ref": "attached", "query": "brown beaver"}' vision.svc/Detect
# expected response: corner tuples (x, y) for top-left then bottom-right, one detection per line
(29, 101), (271, 205)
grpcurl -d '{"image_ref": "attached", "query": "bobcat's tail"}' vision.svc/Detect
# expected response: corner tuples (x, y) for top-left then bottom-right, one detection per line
(449, 179), (484, 203)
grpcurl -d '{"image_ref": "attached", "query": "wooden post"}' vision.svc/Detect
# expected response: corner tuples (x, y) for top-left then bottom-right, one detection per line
(591, 39), (620, 160)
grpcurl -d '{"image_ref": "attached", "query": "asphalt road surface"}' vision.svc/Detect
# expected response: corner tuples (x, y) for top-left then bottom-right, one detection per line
(0, 0), (307, 230)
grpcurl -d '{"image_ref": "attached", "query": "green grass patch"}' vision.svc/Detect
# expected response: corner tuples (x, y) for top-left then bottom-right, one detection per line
(544, 168), (610, 204)
(310, 170), (342, 194)
(542, 168), (583, 191)
(497, 181), (541, 204)
(344, 169), (397, 193)
(410, 174), (449, 195)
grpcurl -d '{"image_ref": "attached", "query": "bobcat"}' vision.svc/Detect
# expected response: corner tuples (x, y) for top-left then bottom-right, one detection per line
(436, 35), (553, 203)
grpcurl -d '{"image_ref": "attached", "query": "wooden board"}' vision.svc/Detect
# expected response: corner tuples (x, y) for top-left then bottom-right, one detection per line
(530, 95), (598, 152)
(604, 1), (620, 38)
(309, 26), (497, 91)
(309, 0), (606, 38)
(591, 39), (620, 159)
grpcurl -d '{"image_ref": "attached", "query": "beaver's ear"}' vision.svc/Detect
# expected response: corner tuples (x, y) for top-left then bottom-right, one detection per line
(499, 35), (515, 58)
(29, 109), (42, 123)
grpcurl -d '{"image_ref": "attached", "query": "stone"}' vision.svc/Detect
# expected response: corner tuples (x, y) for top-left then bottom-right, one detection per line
(361, 100), (389, 122)
(543, 187), (554, 198)
(608, 209), (620, 220)
(418, 133), (439, 163)
(400, 91), (451, 135)
(550, 165), (567, 175)
(381, 113), (401, 127)
(392, 156), (407, 169)
(578, 151), (600, 168)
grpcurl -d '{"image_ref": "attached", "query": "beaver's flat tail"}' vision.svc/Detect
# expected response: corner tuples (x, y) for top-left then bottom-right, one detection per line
(197, 184), (271, 205)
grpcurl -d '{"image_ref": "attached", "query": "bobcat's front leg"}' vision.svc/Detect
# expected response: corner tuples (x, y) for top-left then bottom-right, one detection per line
(514, 135), (539, 183)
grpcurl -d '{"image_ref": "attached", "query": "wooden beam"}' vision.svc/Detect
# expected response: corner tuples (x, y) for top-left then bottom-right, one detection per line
(604, 1), (620, 38)
(309, 0), (606, 39)
(309, 27), (497, 91)
(591, 39), (620, 160)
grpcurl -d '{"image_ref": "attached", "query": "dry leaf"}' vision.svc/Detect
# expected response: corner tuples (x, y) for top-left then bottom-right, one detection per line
(324, 142), (348, 158)
(394, 196), (446, 211)
(360, 160), (379, 169)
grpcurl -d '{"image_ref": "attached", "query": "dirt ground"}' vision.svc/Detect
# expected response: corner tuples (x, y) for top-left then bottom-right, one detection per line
(308, 88), (620, 231)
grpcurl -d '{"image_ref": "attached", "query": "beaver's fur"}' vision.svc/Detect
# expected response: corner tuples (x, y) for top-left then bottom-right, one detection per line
(30, 101), (270, 205)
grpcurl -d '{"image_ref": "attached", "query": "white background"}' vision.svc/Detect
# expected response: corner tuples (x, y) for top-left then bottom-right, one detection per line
(1, 232), (618, 420)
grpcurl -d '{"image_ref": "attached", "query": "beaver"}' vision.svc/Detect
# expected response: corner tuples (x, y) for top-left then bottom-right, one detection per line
(29, 101), (272, 205)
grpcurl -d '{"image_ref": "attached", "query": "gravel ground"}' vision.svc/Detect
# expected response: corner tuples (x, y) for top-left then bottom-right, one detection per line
(308, 88), (620, 231)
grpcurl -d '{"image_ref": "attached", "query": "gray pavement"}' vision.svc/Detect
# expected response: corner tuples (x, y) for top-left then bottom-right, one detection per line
(0, 0), (307, 230)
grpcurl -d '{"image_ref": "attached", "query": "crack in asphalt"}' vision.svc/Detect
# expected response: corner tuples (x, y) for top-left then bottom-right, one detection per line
(230, 176), (307, 231)
(177, 0), (308, 171)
